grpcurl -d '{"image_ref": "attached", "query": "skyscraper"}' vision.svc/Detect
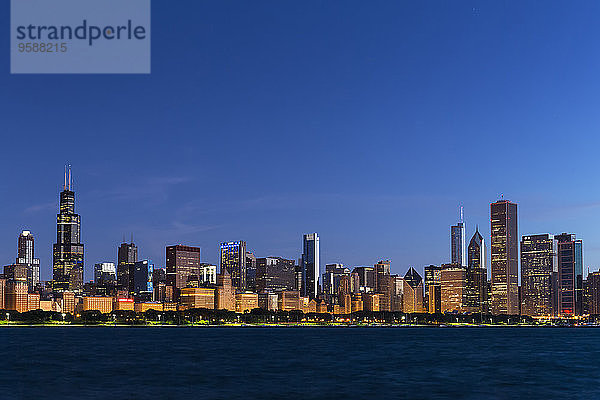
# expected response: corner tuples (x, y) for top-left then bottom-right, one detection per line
(490, 199), (519, 315)
(256, 257), (296, 292)
(246, 251), (257, 292)
(402, 267), (424, 313)
(466, 227), (487, 312)
(556, 233), (583, 316)
(166, 245), (201, 291)
(17, 231), (40, 292)
(131, 260), (154, 299)
(424, 264), (442, 313)
(520, 234), (557, 317)
(220, 241), (247, 290)
(374, 260), (392, 311)
(117, 241), (138, 291)
(52, 166), (84, 293)
(451, 207), (466, 267)
(94, 262), (116, 284)
(301, 233), (320, 299)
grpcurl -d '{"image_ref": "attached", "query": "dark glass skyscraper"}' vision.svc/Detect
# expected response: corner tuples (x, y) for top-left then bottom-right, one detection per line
(556, 233), (583, 316)
(302, 233), (320, 299)
(520, 234), (557, 317)
(52, 167), (84, 293)
(467, 227), (487, 312)
(117, 241), (138, 291)
(490, 199), (518, 315)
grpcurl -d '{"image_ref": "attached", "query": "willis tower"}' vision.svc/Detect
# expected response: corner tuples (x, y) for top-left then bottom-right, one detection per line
(52, 166), (84, 293)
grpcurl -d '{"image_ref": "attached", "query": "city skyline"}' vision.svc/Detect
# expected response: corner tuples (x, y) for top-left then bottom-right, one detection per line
(3, 168), (600, 285)
(4, 3), (600, 282)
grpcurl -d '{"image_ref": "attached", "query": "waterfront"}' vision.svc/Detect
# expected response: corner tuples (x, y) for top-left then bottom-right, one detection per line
(1, 327), (599, 399)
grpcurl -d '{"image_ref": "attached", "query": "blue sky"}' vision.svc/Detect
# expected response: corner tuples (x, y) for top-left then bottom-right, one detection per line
(3, 1), (600, 281)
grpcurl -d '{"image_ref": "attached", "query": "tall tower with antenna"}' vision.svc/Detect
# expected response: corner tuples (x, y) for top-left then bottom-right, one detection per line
(52, 165), (84, 293)
(451, 205), (467, 267)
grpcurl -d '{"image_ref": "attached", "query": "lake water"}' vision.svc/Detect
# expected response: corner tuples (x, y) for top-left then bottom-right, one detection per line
(1, 326), (599, 399)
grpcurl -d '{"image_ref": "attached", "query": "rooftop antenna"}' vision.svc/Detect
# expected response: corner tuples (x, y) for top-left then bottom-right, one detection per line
(63, 165), (67, 191)
(68, 164), (72, 191)
(460, 205), (464, 223)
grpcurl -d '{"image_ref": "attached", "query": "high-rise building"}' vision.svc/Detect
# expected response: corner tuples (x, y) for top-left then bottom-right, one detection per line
(246, 252), (257, 292)
(215, 270), (235, 311)
(520, 234), (557, 317)
(220, 241), (247, 290)
(17, 231), (40, 292)
(490, 199), (519, 315)
(131, 260), (154, 298)
(374, 260), (392, 311)
(451, 207), (466, 267)
(52, 167), (84, 293)
(352, 266), (375, 292)
(94, 262), (116, 284)
(301, 233), (320, 299)
(402, 267), (424, 313)
(424, 265), (442, 313)
(440, 267), (468, 313)
(556, 233), (583, 316)
(117, 241), (138, 291)
(166, 245), (201, 292)
(256, 257), (296, 292)
(587, 271), (600, 315)
(322, 264), (350, 297)
(467, 228), (487, 312)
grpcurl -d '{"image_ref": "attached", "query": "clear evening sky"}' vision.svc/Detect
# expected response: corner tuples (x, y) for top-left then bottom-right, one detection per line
(2, 1), (600, 281)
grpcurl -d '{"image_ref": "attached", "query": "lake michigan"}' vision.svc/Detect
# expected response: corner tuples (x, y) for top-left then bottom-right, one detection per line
(1, 326), (598, 399)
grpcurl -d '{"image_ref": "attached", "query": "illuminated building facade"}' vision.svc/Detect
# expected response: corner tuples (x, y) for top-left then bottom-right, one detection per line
(220, 241), (247, 290)
(17, 231), (40, 292)
(278, 290), (301, 311)
(520, 234), (557, 317)
(215, 270), (235, 311)
(301, 233), (320, 299)
(235, 292), (259, 313)
(424, 265), (442, 313)
(556, 233), (583, 316)
(440, 267), (468, 313)
(82, 297), (113, 313)
(490, 199), (519, 315)
(180, 287), (215, 309)
(52, 167), (84, 293)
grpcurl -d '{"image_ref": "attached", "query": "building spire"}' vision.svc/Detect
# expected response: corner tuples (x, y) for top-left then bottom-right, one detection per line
(68, 164), (72, 191)
(460, 205), (464, 223)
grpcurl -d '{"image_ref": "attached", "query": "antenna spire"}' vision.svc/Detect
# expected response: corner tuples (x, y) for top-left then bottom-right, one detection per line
(68, 164), (72, 191)
(460, 205), (464, 223)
